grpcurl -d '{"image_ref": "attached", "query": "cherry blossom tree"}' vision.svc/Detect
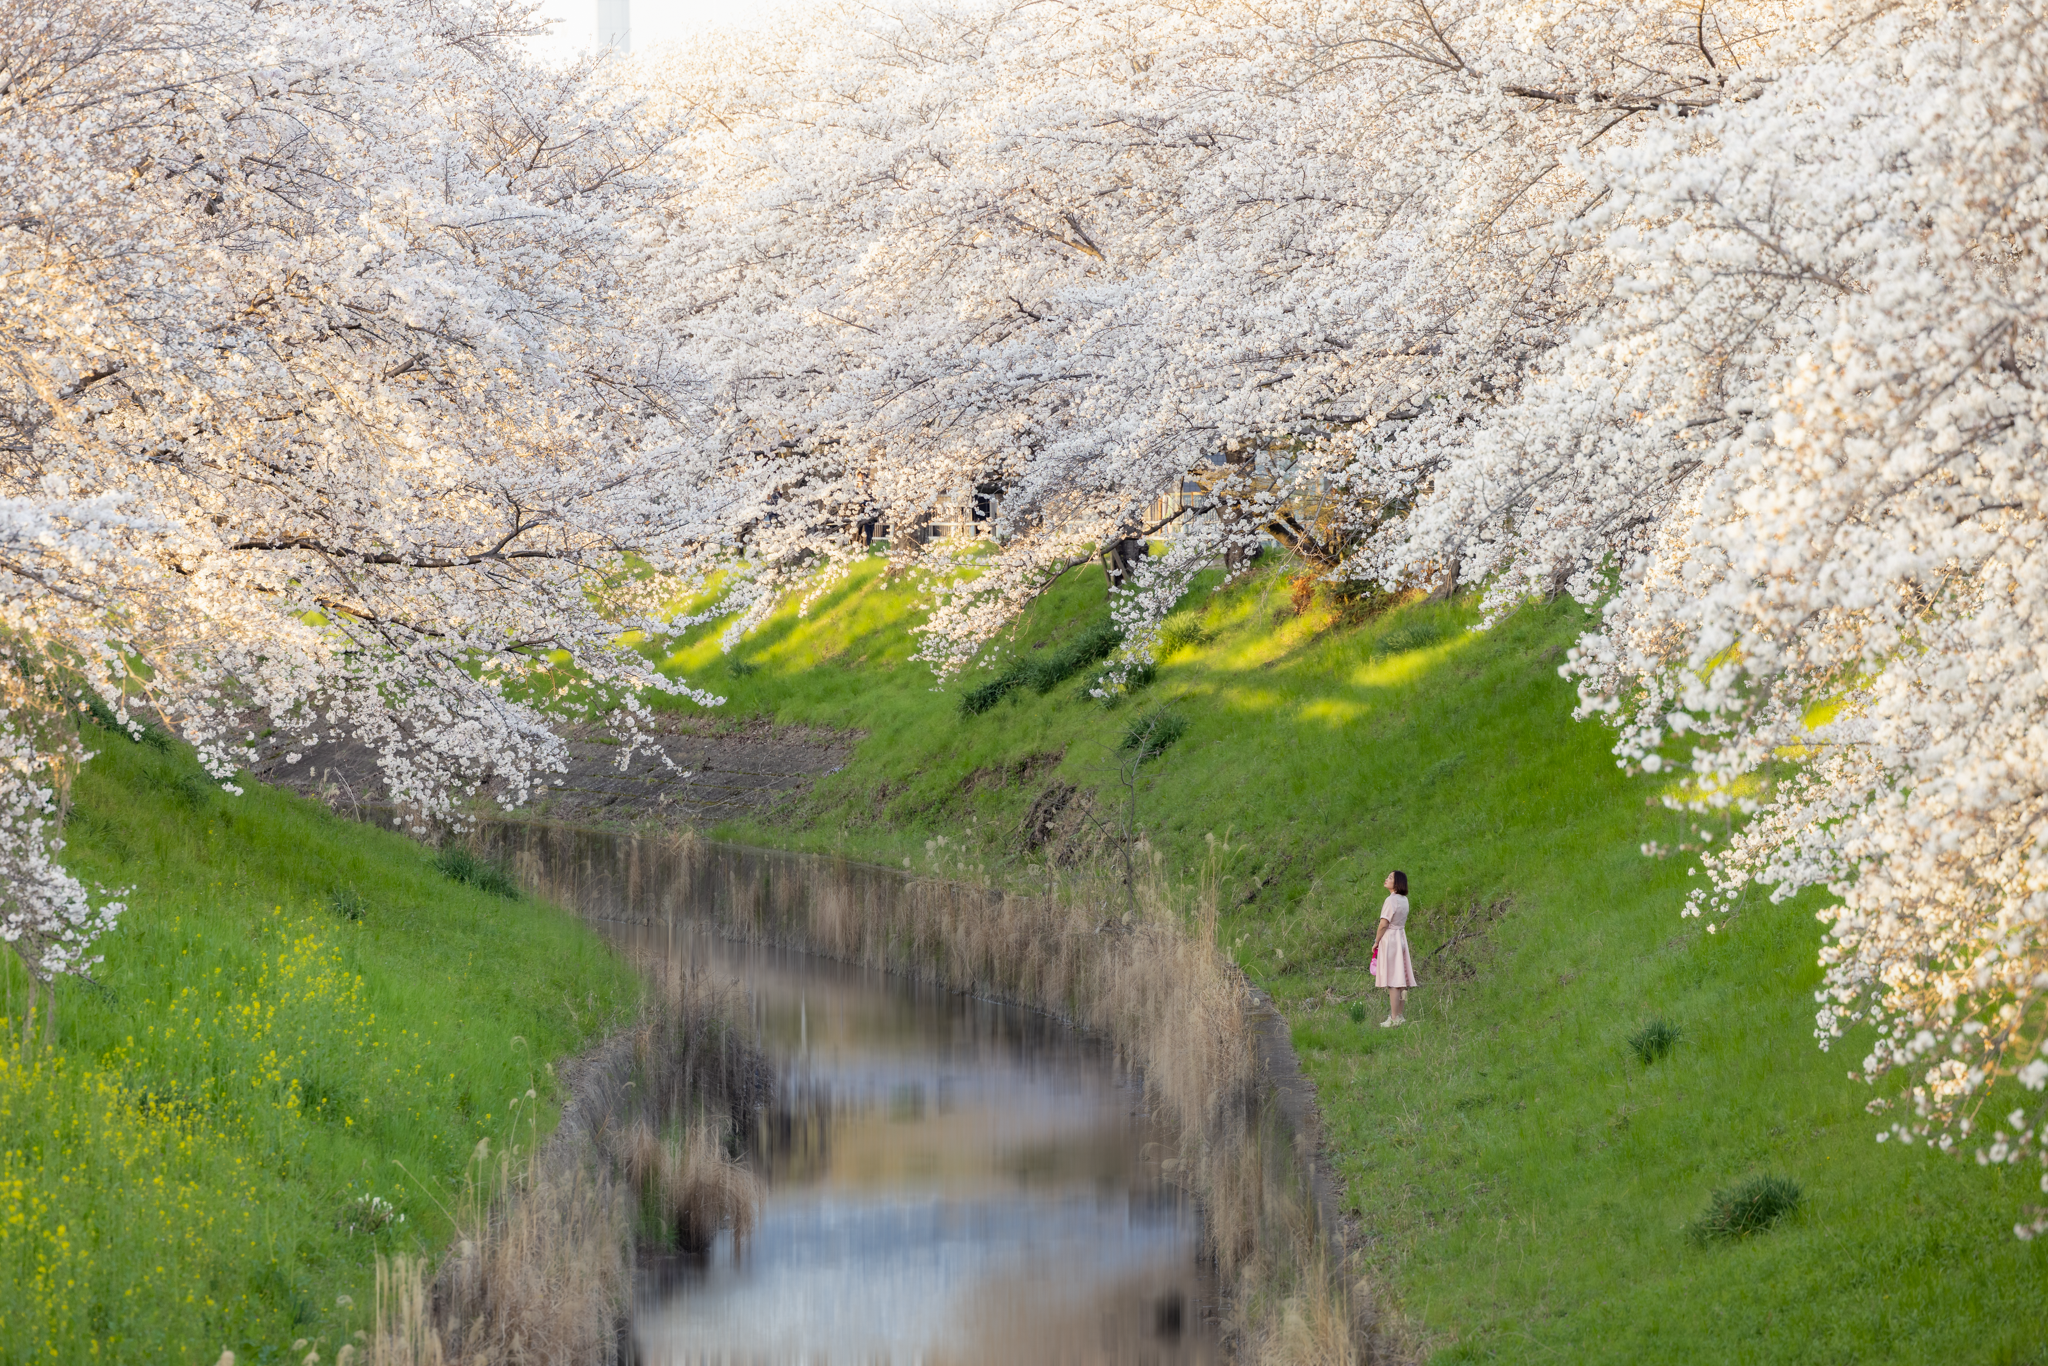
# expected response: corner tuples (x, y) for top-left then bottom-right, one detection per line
(1544, 4), (2048, 1234)
(643, 0), (1779, 666)
(1, 0), (724, 998)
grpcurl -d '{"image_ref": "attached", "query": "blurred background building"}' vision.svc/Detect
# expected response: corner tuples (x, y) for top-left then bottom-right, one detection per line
(596, 0), (631, 50)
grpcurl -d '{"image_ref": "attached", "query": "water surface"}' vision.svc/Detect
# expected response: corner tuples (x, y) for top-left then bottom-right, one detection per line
(605, 920), (1220, 1365)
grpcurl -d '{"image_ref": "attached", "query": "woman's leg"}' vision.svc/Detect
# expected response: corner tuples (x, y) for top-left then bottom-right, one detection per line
(1391, 987), (1407, 1022)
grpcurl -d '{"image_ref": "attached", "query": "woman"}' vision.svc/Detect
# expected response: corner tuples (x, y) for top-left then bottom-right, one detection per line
(1372, 869), (1416, 1026)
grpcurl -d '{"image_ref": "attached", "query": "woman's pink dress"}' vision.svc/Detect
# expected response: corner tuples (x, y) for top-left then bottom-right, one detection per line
(1373, 893), (1417, 989)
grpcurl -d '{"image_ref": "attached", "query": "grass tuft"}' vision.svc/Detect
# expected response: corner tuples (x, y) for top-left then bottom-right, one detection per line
(436, 844), (520, 898)
(1119, 707), (1188, 760)
(1158, 613), (1218, 656)
(1628, 1018), (1681, 1065)
(329, 886), (369, 923)
(1023, 621), (1120, 692)
(81, 691), (175, 750)
(1375, 618), (1445, 655)
(1081, 657), (1157, 703)
(1691, 1174), (1803, 1242)
(960, 669), (1024, 716)
(336, 1193), (406, 1236)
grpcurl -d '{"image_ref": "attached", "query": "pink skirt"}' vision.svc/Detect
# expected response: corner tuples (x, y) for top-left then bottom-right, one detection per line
(1374, 926), (1416, 989)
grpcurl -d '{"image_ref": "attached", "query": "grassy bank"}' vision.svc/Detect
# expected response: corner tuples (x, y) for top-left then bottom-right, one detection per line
(649, 554), (2048, 1364)
(1, 725), (636, 1363)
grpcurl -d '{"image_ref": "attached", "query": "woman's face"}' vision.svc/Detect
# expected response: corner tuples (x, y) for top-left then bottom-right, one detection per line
(1384, 873), (1396, 892)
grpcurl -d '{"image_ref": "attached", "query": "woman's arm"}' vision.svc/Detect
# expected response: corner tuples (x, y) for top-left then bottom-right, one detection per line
(1373, 917), (1390, 951)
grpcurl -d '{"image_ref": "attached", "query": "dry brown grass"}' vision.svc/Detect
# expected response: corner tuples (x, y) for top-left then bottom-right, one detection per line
(431, 1144), (629, 1366)
(358, 1254), (444, 1366)
(607, 949), (769, 1256)
(611, 1116), (760, 1254)
(614, 1114), (770, 1253)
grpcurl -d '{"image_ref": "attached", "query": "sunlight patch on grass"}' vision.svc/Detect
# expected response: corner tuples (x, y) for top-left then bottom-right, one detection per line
(1295, 697), (1369, 727)
(1348, 641), (1463, 688)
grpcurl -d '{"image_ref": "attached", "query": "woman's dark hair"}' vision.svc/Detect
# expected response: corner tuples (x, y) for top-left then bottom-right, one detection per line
(1392, 870), (1408, 896)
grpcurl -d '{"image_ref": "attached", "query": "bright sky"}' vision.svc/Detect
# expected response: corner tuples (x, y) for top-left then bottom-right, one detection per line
(531, 0), (806, 56)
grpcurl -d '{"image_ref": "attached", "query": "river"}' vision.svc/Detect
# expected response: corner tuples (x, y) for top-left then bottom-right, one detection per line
(601, 918), (1223, 1365)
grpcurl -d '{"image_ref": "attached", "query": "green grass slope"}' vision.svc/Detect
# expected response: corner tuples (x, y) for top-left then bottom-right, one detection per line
(1, 725), (636, 1364)
(651, 553), (2048, 1365)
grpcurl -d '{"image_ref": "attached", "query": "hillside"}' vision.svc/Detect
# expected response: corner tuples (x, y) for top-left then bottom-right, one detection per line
(647, 554), (2048, 1364)
(1, 724), (636, 1362)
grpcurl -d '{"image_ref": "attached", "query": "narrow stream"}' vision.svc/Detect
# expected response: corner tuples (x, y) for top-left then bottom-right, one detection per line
(602, 919), (1222, 1365)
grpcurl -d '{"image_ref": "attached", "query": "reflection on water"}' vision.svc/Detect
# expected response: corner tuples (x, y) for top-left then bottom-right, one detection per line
(605, 921), (1220, 1365)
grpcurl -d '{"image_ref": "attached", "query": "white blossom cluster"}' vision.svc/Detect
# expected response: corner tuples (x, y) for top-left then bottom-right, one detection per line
(0, 0), (729, 987)
(641, 0), (2048, 1215)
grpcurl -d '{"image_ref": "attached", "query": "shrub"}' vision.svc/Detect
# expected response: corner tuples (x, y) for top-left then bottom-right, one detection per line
(1119, 708), (1188, 760)
(1691, 1174), (1802, 1241)
(436, 845), (520, 898)
(1331, 579), (1398, 623)
(960, 669), (1025, 715)
(1348, 1002), (1368, 1025)
(1628, 1019), (1681, 1064)
(1288, 574), (1319, 615)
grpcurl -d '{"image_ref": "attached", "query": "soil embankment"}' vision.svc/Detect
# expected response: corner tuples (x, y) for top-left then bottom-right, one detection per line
(255, 715), (858, 826)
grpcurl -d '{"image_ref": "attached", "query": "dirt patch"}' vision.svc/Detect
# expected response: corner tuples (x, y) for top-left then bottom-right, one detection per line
(1018, 779), (1116, 866)
(958, 748), (1064, 796)
(1021, 781), (1076, 852)
(1423, 896), (1513, 980)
